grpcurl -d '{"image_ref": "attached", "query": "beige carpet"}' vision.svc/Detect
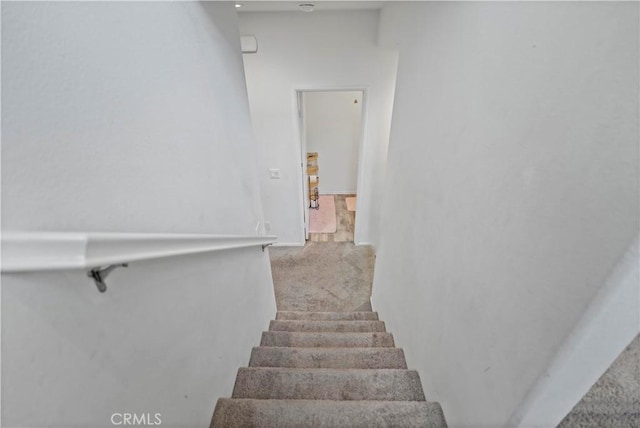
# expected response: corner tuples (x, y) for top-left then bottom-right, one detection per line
(214, 242), (448, 427)
(269, 242), (375, 312)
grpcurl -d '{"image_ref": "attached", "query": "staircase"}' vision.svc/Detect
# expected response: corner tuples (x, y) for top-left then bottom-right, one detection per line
(211, 310), (447, 427)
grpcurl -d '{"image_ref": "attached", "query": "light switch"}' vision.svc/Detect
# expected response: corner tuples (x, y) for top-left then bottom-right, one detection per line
(269, 169), (281, 179)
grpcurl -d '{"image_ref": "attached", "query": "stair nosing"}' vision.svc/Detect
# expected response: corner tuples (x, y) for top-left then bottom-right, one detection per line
(241, 369), (412, 372)
(252, 346), (403, 350)
(211, 398), (447, 428)
(269, 320), (387, 331)
(232, 367), (426, 401)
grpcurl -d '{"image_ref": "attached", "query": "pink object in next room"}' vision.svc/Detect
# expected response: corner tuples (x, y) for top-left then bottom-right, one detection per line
(309, 195), (337, 234)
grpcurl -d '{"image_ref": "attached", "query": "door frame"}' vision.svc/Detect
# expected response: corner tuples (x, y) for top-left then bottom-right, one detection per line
(293, 86), (369, 244)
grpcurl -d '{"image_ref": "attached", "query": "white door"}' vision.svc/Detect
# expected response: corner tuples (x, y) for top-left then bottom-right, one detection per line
(297, 91), (310, 240)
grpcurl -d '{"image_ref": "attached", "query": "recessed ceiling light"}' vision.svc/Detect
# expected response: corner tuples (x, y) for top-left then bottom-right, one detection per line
(235, 4), (243, 8)
(299, 3), (314, 12)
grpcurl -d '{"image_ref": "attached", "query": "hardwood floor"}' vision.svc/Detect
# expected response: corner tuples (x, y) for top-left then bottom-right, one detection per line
(309, 194), (356, 242)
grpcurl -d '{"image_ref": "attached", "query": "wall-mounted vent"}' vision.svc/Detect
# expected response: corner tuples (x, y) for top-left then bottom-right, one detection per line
(240, 36), (258, 54)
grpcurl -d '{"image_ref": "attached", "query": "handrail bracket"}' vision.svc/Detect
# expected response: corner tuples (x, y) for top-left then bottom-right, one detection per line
(262, 243), (273, 252)
(87, 263), (128, 293)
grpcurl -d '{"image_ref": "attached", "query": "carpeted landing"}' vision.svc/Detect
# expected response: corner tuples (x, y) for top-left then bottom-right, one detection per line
(269, 241), (375, 312)
(210, 242), (448, 427)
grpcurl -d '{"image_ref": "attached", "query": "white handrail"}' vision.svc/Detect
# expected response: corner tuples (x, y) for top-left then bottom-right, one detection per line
(1, 231), (277, 272)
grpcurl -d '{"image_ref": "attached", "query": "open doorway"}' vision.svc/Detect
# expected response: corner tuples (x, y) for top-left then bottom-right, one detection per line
(297, 90), (364, 243)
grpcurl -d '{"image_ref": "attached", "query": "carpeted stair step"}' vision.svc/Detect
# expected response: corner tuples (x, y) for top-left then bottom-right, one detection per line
(249, 347), (408, 369)
(355, 300), (373, 311)
(260, 331), (395, 348)
(211, 399), (447, 427)
(276, 311), (379, 321)
(269, 320), (386, 333)
(231, 368), (426, 401)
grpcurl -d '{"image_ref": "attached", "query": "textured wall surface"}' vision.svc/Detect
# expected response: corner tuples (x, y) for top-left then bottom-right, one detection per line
(2, 2), (263, 234)
(373, 2), (639, 426)
(1, 3), (276, 426)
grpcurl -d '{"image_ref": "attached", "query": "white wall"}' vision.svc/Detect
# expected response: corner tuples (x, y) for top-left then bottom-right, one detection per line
(372, 2), (639, 427)
(1, 2), (276, 427)
(239, 11), (398, 245)
(305, 91), (362, 194)
(511, 238), (639, 427)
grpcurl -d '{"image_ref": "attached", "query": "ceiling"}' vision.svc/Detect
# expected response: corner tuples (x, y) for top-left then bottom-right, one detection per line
(235, 1), (388, 13)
